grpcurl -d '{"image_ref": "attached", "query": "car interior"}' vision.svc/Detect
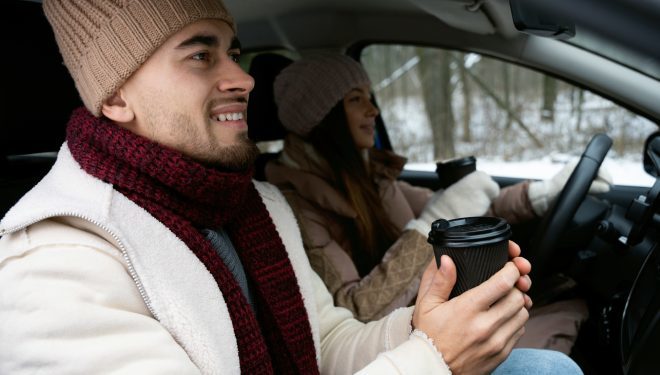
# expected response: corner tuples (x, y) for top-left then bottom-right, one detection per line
(2, 0), (659, 374)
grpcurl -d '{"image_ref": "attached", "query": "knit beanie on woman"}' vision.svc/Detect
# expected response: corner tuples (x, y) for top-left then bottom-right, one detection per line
(43, 0), (235, 117)
(274, 53), (372, 137)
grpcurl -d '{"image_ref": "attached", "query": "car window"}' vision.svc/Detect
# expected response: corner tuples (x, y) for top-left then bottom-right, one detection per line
(361, 44), (657, 187)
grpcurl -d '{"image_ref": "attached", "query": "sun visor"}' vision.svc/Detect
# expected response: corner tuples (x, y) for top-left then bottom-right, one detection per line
(409, 0), (496, 35)
(509, 0), (575, 39)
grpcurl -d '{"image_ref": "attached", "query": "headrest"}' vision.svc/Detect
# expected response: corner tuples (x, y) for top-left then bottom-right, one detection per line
(247, 53), (293, 143)
(2, 1), (82, 158)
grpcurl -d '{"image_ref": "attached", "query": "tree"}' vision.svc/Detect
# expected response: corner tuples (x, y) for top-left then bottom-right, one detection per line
(541, 75), (557, 122)
(458, 53), (472, 142)
(503, 62), (512, 130)
(416, 48), (455, 160)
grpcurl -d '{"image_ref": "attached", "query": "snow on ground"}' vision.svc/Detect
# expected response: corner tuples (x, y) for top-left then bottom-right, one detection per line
(380, 89), (657, 188)
(406, 158), (655, 187)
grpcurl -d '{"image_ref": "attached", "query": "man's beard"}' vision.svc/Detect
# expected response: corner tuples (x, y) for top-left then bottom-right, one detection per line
(202, 135), (260, 171)
(142, 108), (260, 172)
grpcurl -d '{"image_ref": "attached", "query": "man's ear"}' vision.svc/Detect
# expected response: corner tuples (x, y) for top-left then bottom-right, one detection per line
(101, 90), (135, 124)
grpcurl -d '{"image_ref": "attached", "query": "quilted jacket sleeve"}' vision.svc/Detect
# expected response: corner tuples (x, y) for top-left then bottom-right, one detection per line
(307, 227), (433, 322)
(395, 180), (433, 218)
(280, 184), (434, 322)
(488, 181), (537, 224)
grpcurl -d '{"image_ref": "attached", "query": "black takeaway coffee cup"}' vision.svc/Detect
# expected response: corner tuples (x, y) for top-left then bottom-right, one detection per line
(427, 216), (511, 298)
(435, 156), (477, 189)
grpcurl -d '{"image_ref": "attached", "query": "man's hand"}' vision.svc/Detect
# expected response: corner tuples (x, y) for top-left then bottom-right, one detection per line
(508, 241), (533, 309)
(412, 241), (531, 374)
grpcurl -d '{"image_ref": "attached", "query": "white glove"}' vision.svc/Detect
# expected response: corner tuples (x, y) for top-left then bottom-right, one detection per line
(406, 171), (500, 235)
(528, 159), (613, 216)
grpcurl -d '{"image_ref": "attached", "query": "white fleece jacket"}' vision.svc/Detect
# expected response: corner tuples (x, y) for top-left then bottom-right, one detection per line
(0, 144), (449, 375)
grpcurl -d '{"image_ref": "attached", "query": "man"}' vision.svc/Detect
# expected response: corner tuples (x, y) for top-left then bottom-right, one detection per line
(0, 0), (580, 373)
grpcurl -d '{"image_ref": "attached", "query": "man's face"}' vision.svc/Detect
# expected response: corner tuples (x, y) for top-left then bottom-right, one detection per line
(116, 19), (258, 169)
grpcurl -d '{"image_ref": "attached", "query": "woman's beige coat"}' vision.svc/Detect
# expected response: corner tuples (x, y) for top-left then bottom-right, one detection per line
(266, 134), (535, 322)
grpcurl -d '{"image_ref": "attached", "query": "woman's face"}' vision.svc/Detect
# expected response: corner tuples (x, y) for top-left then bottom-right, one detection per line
(342, 84), (379, 150)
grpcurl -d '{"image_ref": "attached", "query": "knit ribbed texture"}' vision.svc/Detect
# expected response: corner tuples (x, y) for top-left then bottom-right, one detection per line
(66, 107), (319, 375)
(43, 0), (235, 117)
(274, 53), (371, 136)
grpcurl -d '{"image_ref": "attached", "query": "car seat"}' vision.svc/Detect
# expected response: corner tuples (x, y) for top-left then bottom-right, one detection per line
(1, 0), (82, 217)
(246, 53), (293, 181)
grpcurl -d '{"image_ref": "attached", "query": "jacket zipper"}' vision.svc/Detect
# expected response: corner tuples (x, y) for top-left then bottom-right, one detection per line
(0, 213), (158, 320)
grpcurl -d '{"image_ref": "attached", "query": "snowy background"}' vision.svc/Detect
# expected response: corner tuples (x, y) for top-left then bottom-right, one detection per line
(407, 158), (655, 187)
(362, 48), (658, 188)
(384, 95), (657, 187)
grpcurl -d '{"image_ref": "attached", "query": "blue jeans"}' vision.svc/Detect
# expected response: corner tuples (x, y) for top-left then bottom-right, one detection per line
(492, 348), (583, 374)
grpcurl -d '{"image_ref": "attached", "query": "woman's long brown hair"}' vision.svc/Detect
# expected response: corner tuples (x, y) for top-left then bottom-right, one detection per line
(308, 101), (401, 276)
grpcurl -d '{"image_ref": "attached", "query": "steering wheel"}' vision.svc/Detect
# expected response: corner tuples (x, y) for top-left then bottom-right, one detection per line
(528, 133), (612, 280)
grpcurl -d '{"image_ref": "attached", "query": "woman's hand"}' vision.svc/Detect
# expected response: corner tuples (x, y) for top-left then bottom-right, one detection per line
(415, 171), (500, 232)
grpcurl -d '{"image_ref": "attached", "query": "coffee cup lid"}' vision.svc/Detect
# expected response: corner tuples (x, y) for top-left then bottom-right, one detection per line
(436, 155), (476, 168)
(427, 216), (511, 248)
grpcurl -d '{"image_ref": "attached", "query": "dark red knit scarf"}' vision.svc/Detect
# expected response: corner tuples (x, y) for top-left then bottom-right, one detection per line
(66, 108), (319, 374)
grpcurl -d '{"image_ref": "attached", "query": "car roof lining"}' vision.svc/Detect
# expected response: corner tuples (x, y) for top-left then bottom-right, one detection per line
(236, 5), (660, 123)
(15, 0), (660, 124)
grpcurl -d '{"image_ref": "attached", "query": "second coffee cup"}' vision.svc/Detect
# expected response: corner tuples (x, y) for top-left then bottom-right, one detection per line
(435, 155), (477, 189)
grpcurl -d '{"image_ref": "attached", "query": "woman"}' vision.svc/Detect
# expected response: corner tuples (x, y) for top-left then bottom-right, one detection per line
(266, 53), (607, 352)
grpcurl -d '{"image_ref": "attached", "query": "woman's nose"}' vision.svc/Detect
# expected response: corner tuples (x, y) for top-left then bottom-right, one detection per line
(367, 100), (379, 117)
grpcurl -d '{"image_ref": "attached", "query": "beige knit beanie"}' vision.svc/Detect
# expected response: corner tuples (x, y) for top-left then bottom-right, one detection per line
(43, 0), (235, 117)
(274, 53), (372, 137)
